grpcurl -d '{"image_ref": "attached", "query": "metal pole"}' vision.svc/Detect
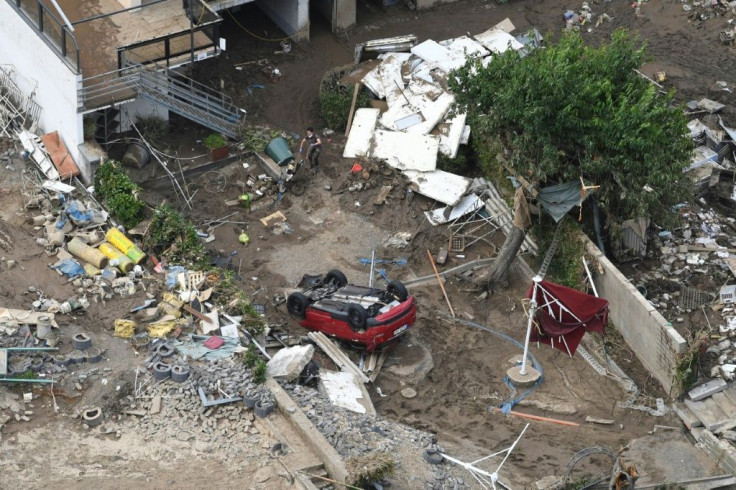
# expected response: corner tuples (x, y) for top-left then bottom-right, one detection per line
(189, 0), (195, 79)
(47, 0), (74, 32)
(368, 249), (375, 287)
(582, 256), (598, 297)
(0, 378), (56, 384)
(520, 276), (541, 375)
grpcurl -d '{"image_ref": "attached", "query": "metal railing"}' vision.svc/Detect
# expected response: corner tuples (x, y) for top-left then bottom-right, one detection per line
(4, 0), (80, 73)
(79, 62), (244, 138)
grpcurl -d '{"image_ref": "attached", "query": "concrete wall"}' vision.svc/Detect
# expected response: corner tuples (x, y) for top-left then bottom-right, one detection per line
(0, 2), (86, 181)
(119, 95), (170, 133)
(256, 0), (310, 42)
(313, 0), (355, 29)
(585, 238), (687, 395)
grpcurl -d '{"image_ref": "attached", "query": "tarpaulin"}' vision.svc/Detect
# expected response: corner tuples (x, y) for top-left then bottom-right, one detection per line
(173, 334), (242, 360)
(526, 280), (609, 356)
(536, 181), (583, 223)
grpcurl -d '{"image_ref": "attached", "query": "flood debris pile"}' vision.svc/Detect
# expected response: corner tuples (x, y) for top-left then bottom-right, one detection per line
(344, 18), (539, 208)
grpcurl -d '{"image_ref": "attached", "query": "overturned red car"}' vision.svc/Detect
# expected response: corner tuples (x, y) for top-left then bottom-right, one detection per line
(286, 270), (416, 352)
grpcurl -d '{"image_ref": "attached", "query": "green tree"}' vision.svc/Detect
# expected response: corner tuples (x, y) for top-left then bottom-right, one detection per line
(449, 29), (692, 290)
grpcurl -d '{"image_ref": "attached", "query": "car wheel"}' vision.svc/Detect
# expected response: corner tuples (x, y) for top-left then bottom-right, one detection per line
(324, 269), (348, 288)
(347, 304), (368, 330)
(287, 292), (309, 316)
(388, 280), (409, 302)
(291, 181), (306, 196)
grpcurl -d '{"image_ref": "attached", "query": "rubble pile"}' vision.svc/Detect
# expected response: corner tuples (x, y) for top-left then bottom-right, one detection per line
(344, 18), (539, 207)
(282, 382), (466, 488)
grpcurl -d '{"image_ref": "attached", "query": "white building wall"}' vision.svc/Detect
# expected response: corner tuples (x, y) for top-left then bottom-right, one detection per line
(0, 1), (86, 180)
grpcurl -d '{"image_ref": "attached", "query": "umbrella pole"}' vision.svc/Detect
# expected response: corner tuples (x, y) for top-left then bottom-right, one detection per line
(520, 276), (542, 375)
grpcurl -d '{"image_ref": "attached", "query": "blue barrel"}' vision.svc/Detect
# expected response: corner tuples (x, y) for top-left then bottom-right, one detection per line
(264, 137), (294, 167)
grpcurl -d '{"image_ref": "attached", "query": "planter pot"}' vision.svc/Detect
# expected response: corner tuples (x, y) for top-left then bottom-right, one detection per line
(210, 146), (229, 161)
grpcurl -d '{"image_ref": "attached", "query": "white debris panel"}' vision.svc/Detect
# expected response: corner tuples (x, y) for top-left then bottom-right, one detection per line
(347, 18), (527, 203)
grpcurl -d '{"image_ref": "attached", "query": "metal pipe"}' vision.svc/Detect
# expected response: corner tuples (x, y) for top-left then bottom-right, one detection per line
(47, 0), (74, 32)
(6, 347), (58, 351)
(582, 256), (598, 297)
(520, 276), (541, 375)
(0, 378), (56, 384)
(368, 249), (375, 288)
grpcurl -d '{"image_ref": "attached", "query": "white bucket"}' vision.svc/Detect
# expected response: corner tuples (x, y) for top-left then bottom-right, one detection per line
(36, 315), (52, 339)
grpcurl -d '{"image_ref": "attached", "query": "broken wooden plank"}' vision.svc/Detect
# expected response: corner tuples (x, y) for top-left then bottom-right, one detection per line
(344, 82), (362, 137)
(369, 350), (389, 383)
(308, 331), (370, 383)
(182, 304), (213, 324)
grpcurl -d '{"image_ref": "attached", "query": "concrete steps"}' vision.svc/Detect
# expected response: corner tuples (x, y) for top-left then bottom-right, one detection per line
(676, 379), (736, 480)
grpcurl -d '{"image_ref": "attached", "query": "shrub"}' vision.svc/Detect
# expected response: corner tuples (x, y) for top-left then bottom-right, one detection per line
(145, 203), (203, 263)
(204, 133), (227, 149)
(93, 160), (144, 229)
(319, 64), (371, 130)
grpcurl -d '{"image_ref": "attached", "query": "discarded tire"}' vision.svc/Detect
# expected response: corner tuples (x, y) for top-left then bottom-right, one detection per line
(286, 292), (309, 317)
(72, 333), (92, 350)
(82, 407), (103, 427)
(53, 354), (70, 367)
(86, 348), (102, 363)
(68, 350), (88, 365)
(30, 358), (44, 372)
(423, 449), (444, 465)
(255, 399), (276, 418)
(152, 362), (171, 380)
(347, 304), (368, 330)
(243, 391), (260, 409)
(388, 280), (409, 302)
(324, 269), (348, 288)
(156, 343), (175, 358)
(171, 365), (191, 383)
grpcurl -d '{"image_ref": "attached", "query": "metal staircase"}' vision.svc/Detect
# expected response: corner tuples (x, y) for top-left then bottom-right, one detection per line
(79, 63), (244, 139)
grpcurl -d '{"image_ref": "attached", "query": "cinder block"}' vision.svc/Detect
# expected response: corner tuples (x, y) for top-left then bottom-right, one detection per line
(689, 378), (728, 401)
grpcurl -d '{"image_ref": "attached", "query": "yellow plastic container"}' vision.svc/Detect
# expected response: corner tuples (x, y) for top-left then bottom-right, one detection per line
(105, 228), (146, 264)
(99, 242), (134, 274)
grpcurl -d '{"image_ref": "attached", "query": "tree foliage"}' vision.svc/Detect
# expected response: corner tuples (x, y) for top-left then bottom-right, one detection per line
(449, 29), (692, 223)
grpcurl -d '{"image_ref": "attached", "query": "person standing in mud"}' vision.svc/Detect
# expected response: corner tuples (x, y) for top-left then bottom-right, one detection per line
(298, 127), (322, 173)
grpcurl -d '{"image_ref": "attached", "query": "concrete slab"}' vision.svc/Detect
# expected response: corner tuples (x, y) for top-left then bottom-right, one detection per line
(343, 108), (380, 158)
(266, 345), (314, 382)
(411, 39), (452, 63)
(684, 396), (731, 432)
(318, 370), (374, 415)
(689, 378), (728, 401)
(626, 430), (731, 486)
(438, 112), (467, 158)
(372, 130), (438, 172)
(474, 29), (524, 54)
(403, 169), (471, 206)
(673, 401), (703, 430)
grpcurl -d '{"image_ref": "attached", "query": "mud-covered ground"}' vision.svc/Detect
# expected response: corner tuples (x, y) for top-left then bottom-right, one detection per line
(2, 0), (734, 487)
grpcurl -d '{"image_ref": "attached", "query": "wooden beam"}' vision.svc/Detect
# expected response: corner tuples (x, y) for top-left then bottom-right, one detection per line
(344, 82), (362, 136)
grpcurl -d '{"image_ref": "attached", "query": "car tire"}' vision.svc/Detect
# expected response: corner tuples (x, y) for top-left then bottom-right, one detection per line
(82, 407), (103, 427)
(324, 269), (348, 288)
(388, 280), (409, 302)
(255, 399), (276, 418)
(291, 181), (306, 196)
(171, 365), (191, 383)
(423, 449), (444, 465)
(287, 292), (309, 317)
(243, 391), (260, 409)
(152, 362), (171, 380)
(347, 304), (368, 331)
(72, 333), (92, 350)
